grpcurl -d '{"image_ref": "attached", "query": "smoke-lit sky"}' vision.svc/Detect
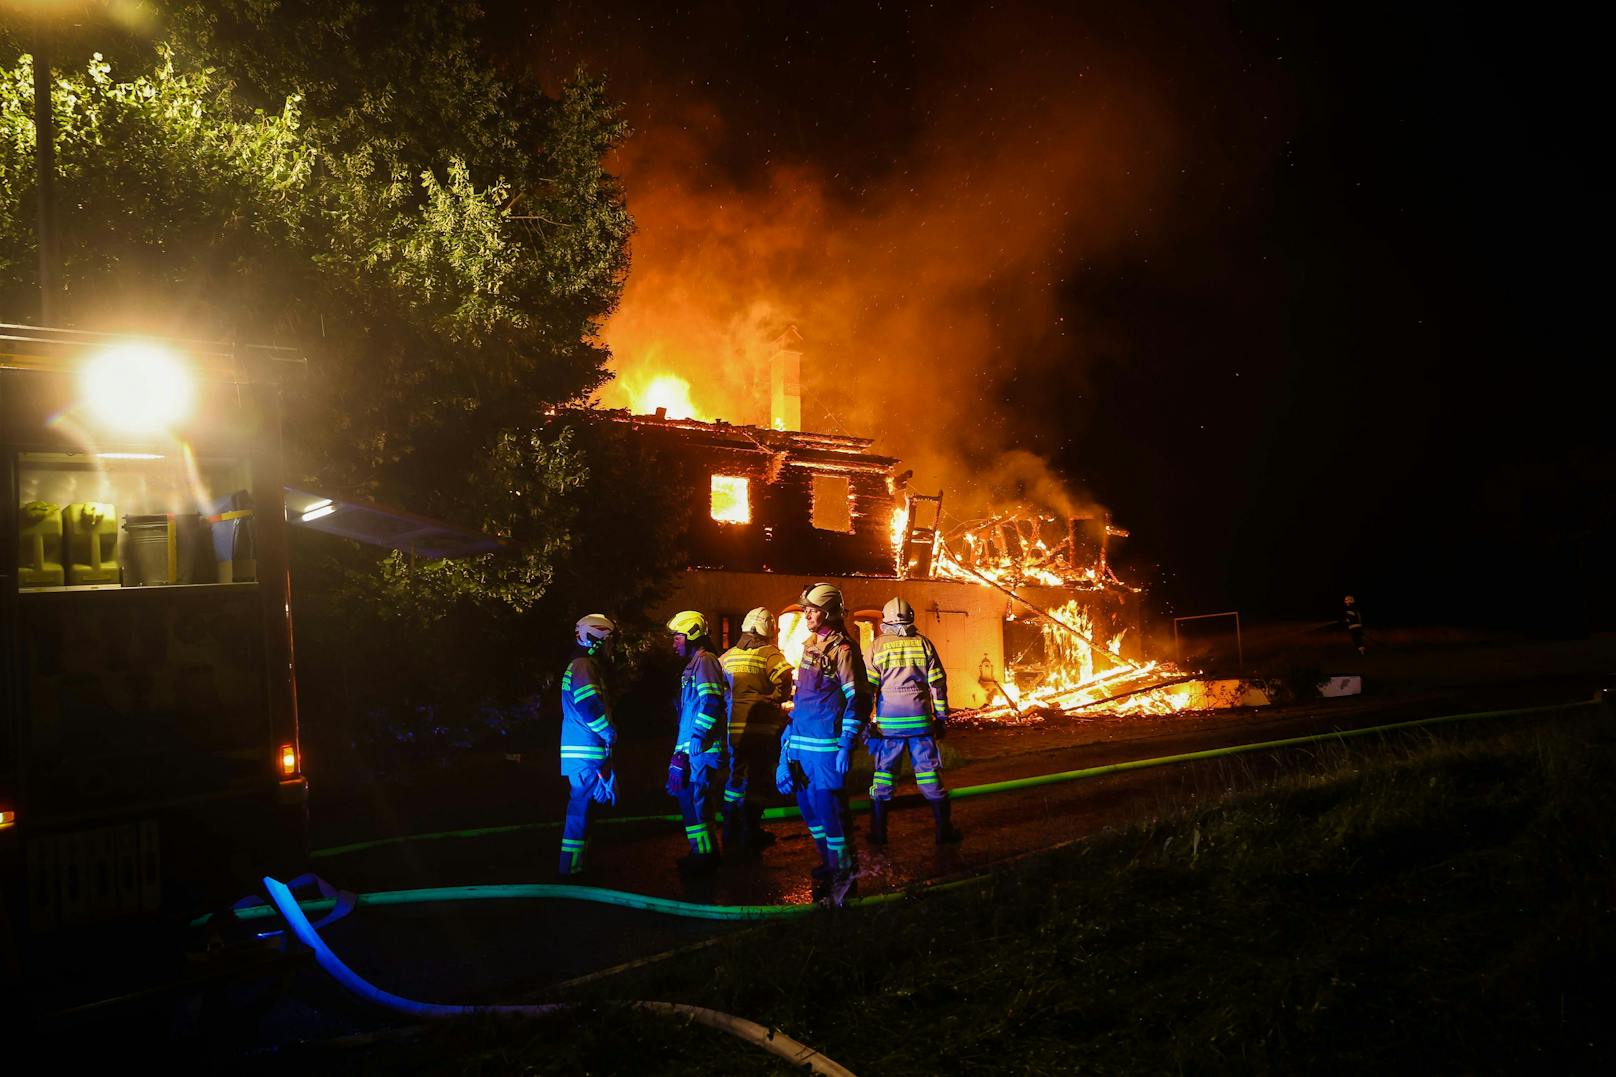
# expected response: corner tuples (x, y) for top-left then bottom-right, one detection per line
(498, 0), (1603, 630)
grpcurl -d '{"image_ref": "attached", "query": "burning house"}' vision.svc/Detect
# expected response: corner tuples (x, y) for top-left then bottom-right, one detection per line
(607, 360), (1165, 715)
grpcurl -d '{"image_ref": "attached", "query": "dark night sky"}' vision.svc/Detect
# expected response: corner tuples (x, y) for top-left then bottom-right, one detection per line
(496, 1), (1604, 632)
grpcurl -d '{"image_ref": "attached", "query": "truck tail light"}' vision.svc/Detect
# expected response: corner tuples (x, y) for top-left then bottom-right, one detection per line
(279, 743), (299, 778)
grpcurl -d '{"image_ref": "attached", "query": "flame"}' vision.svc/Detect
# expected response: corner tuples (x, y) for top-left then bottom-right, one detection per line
(710, 474), (751, 524)
(622, 371), (706, 420)
(778, 609), (810, 669)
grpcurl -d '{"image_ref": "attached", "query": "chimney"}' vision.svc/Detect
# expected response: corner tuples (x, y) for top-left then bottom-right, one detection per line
(770, 325), (803, 431)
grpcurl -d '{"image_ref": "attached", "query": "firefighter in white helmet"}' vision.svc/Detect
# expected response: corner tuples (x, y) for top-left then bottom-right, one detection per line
(666, 610), (728, 874)
(719, 606), (794, 857)
(865, 597), (962, 845)
(776, 582), (871, 904)
(558, 614), (618, 877)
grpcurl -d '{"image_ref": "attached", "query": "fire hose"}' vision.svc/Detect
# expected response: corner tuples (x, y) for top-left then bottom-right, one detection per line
(311, 696), (1598, 860)
(205, 697), (1597, 1068)
(259, 875), (858, 1076)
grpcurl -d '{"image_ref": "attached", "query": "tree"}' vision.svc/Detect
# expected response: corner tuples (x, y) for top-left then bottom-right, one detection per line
(1, 2), (683, 756)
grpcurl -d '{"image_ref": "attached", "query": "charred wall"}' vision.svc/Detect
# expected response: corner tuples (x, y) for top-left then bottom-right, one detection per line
(618, 416), (902, 578)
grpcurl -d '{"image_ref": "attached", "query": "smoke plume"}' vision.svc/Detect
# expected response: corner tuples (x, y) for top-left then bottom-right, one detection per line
(578, 6), (1181, 522)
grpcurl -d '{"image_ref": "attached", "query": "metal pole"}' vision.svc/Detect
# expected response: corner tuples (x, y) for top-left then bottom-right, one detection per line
(32, 22), (60, 325)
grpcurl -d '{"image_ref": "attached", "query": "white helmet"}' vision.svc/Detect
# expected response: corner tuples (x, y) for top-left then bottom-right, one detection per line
(575, 614), (616, 647)
(882, 597), (915, 625)
(800, 582), (844, 617)
(741, 606), (777, 637)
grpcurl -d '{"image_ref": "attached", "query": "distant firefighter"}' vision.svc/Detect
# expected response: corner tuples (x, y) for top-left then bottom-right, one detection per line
(1343, 595), (1366, 656)
(865, 598), (963, 847)
(557, 614), (619, 878)
(666, 611), (728, 875)
(719, 606), (794, 857)
(776, 582), (871, 905)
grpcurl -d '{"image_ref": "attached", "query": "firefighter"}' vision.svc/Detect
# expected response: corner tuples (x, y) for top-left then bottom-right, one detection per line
(865, 598), (963, 846)
(1344, 595), (1366, 656)
(776, 582), (871, 904)
(558, 614), (618, 878)
(719, 606), (794, 857)
(666, 610), (727, 875)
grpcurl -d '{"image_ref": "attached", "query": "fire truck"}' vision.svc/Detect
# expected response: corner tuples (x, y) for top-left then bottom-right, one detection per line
(0, 323), (307, 997)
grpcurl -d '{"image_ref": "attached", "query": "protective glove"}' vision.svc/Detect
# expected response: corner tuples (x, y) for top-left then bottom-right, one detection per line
(665, 750), (690, 796)
(834, 745), (851, 776)
(591, 768), (617, 806)
(933, 715), (948, 740)
(775, 755), (795, 795)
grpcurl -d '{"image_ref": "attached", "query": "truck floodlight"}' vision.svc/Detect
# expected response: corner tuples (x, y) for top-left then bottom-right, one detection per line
(81, 342), (195, 433)
(300, 502), (336, 523)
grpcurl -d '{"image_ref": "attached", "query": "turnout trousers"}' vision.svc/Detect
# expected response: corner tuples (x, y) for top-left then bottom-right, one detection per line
(560, 771), (603, 875)
(796, 786), (852, 870)
(676, 758), (720, 855)
(867, 734), (947, 802)
(723, 722), (780, 818)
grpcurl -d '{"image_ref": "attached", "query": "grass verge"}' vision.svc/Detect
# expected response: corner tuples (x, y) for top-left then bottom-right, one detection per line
(272, 706), (1616, 1075)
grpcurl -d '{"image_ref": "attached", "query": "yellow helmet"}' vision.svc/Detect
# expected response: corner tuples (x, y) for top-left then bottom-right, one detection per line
(800, 582), (844, 617)
(666, 610), (709, 639)
(741, 606), (777, 637)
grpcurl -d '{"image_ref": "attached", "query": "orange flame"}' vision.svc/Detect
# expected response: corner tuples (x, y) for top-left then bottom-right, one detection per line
(710, 474), (751, 524)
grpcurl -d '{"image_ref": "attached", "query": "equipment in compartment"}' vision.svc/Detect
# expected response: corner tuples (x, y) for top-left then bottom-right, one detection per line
(63, 501), (119, 585)
(119, 513), (212, 586)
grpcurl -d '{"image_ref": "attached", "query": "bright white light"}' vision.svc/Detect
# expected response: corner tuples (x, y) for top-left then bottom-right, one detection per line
(301, 503), (337, 523)
(81, 343), (195, 433)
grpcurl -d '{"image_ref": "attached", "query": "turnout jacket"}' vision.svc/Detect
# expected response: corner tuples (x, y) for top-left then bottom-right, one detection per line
(559, 651), (614, 776)
(720, 636), (794, 740)
(785, 623), (872, 767)
(675, 648), (727, 766)
(866, 626), (949, 736)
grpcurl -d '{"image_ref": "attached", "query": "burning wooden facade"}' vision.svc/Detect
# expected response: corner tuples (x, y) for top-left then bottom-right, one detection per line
(609, 409), (1148, 712)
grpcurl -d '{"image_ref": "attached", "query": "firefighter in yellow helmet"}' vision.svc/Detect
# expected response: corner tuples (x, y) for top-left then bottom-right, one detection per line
(866, 597), (961, 845)
(719, 606), (794, 857)
(666, 610), (728, 874)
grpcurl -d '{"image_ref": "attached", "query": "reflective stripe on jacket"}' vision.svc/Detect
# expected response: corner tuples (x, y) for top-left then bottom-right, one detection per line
(720, 641), (793, 737)
(560, 655), (614, 776)
(788, 624), (871, 754)
(676, 650), (727, 761)
(867, 627), (948, 734)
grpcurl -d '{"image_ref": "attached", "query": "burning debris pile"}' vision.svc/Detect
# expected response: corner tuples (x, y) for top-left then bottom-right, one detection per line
(890, 506), (1204, 724)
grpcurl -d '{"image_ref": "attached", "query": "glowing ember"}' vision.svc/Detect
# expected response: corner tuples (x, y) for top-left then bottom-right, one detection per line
(710, 474), (751, 524)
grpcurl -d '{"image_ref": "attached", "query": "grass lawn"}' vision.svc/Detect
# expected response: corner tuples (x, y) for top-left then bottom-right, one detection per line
(272, 703), (1616, 1075)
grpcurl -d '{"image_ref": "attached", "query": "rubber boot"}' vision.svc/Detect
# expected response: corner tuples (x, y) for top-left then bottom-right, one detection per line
(828, 867), (858, 908)
(868, 798), (889, 846)
(809, 865), (833, 903)
(746, 801), (776, 850)
(931, 797), (963, 845)
(677, 851), (722, 877)
(722, 805), (744, 858)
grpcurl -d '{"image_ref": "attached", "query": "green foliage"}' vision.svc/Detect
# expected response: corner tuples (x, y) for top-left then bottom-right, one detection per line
(0, 3), (679, 740)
